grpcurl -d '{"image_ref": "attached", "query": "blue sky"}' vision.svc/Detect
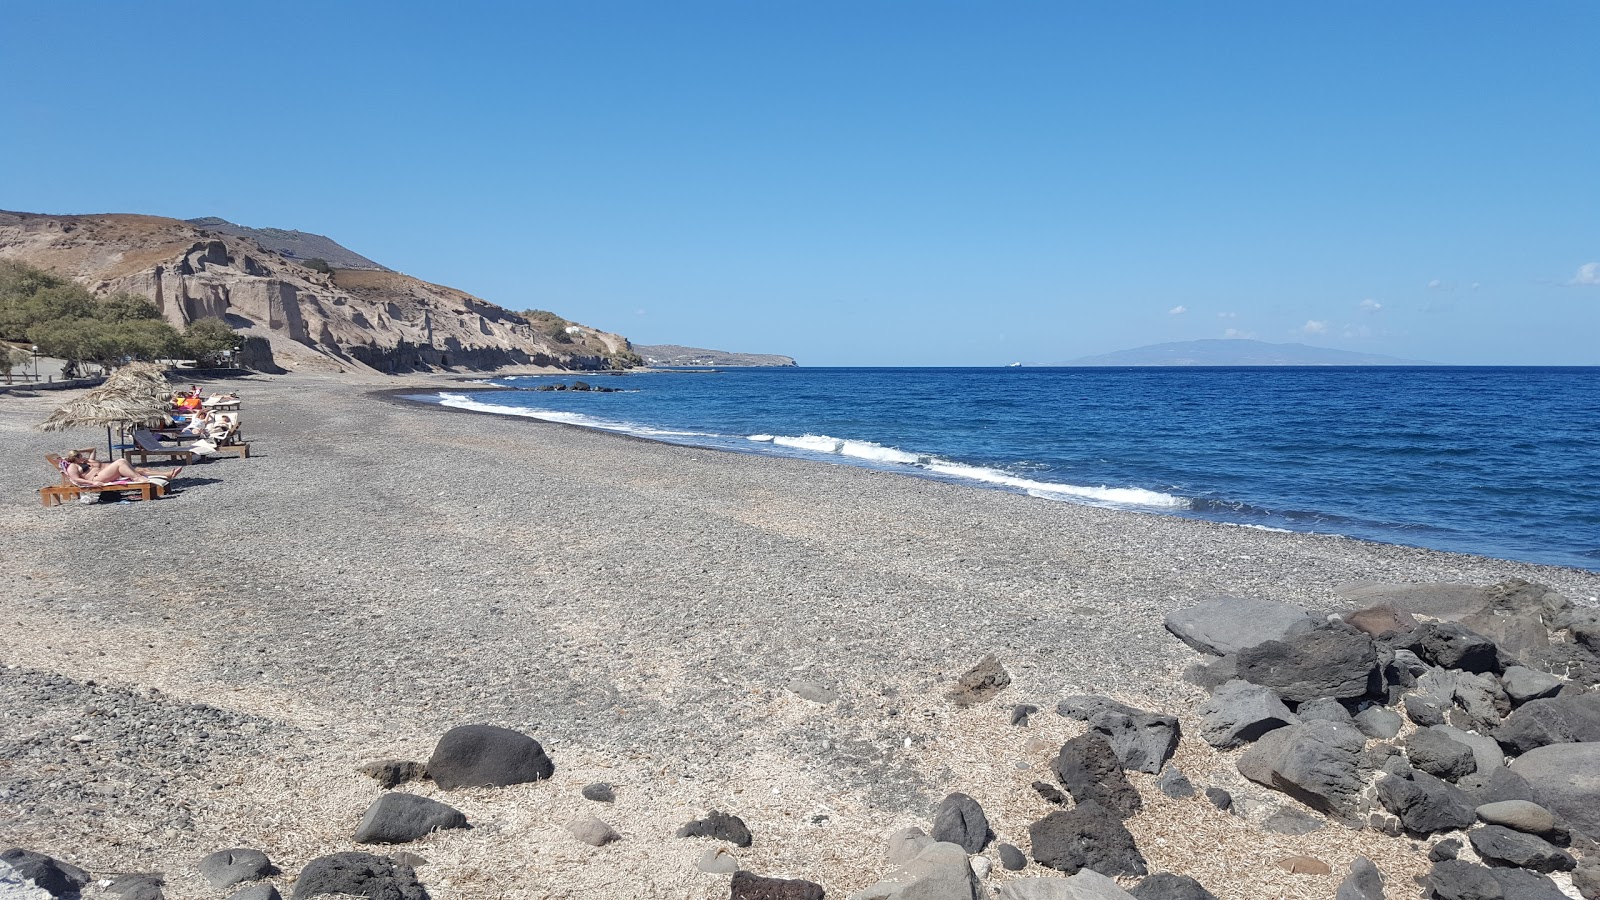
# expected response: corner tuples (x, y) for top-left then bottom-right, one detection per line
(3, 2), (1596, 365)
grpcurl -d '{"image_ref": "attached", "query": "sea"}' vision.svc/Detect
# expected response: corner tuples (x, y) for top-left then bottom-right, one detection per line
(418, 367), (1600, 571)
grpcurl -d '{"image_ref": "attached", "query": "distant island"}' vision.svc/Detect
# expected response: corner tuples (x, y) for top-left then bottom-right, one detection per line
(634, 344), (797, 367)
(1061, 339), (1433, 367)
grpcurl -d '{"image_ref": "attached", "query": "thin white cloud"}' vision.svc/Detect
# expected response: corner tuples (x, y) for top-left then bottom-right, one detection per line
(1217, 311), (1237, 319)
(1427, 279), (1442, 289)
(1223, 327), (1254, 339)
(1168, 305), (1187, 315)
(1573, 263), (1600, 285)
(1359, 298), (1382, 312)
(1302, 320), (1328, 334)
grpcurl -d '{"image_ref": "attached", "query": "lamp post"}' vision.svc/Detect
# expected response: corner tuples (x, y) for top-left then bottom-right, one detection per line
(30, 345), (38, 381)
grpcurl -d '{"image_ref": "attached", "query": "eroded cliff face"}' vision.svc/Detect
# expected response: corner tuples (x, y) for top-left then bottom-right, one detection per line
(0, 211), (636, 373)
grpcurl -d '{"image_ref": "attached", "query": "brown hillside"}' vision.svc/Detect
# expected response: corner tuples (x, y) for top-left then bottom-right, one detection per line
(0, 210), (636, 373)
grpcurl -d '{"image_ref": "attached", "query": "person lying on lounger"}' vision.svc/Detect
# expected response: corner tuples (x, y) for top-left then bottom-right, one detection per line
(59, 450), (181, 486)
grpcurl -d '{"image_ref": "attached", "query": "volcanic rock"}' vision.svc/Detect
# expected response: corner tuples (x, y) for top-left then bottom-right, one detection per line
(1497, 692), (1600, 755)
(1374, 771), (1477, 834)
(1468, 824), (1574, 873)
(1234, 628), (1380, 702)
(1164, 596), (1317, 656)
(1408, 727), (1478, 781)
(353, 793), (469, 844)
(290, 852), (428, 900)
(199, 849), (274, 890)
(731, 871), (826, 900)
(426, 724), (553, 790)
(1028, 800), (1148, 877)
(1051, 732), (1142, 818)
(1130, 873), (1217, 900)
(1236, 720), (1369, 819)
(930, 792), (990, 853)
(949, 654), (1011, 707)
(677, 810), (753, 847)
(1056, 695), (1180, 774)
(1334, 857), (1384, 900)
(0, 849), (89, 898)
(1196, 680), (1298, 748)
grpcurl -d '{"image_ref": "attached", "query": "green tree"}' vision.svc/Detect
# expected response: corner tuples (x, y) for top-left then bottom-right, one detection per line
(95, 292), (163, 323)
(183, 317), (241, 364)
(303, 258), (333, 274)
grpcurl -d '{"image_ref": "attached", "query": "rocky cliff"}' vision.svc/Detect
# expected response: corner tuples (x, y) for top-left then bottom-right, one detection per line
(0, 210), (637, 374)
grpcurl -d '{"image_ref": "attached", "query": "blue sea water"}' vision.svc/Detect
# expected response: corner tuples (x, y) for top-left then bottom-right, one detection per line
(423, 367), (1600, 570)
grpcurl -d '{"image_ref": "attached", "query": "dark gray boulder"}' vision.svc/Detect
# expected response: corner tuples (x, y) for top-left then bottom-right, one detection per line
(105, 874), (164, 900)
(353, 794), (469, 844)
(1051, 731), (1142, 818)
(1297, 697), (1355, 726)
(1574, 858), (1600, 900)
(1027, 800), (1147, 877)
(1435, 724), (1505, 776)
(1501, 666), (1563, 705)
(1155, 767), (1194, 799)
(1425, 859), (1503, 900)
(997, 843), (1027, 872)
(1486, 868), (1568, 900)
(729, 870), (825, 900)
(676, 810), (753, 847)
(1457, 767), (1537, 806)
(291, 852), (428, 900)
(1234, 628), (1379, 702)
(1449, 671), (1511, 734)
(581, 782), (615, 802)
(1413, 622), (1501, 673)
(1196, 680), (1298, 749)
(1204, 787), (1232, 810)
(0, 849), (89, 898)
(1375, 771), (1477, 834)
(1236, 720), (1369, 819)
(1406, 695), (1449, 727)
(1497, 692), (1600, 755)
(1430, 838), (1462, 861)
(1031, 781), (1068, 805)
(1334, 857), (1384, 900)
(1468, 825), (1575, 873)
(1353, 705), (1403, 739)
(1514, 739), (1600, 834)
(1163, 596), (1317, 656)
(1130, 872), (1218, 900)
(228, 885), (283, 900)
(1011, 704), (1039, 726)
(425, 724), (553, 790)
(1408, 727), (1479, 781)
(929, 792), (989, 854)
(200, 849), (275, 890)
(1057, 695), (1180, 774)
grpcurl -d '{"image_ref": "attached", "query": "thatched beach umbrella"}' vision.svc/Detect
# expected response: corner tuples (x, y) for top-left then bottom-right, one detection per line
(40, 362), (173, 457)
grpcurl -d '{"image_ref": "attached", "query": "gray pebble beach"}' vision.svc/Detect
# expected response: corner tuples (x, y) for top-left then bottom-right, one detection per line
(3, 372), (1598, 899)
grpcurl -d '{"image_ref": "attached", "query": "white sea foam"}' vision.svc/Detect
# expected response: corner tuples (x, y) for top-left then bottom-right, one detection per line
(436, 393), (711, 438)
(744, 432), (1188, 510)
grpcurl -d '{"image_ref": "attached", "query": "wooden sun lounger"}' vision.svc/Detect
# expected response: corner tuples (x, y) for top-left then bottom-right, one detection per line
(124, 429), (198, 465)
(40, 454), (163, 506)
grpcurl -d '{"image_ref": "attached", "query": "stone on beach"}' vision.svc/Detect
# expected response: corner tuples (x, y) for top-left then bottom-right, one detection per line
(930, 792), (990, 854)
(1501, 666), (1564, 705)
(228, 885), (283, 900)
(353, 793), (469, 844)
(1196, 680), (1298, 749)
(949, 654), (1011, 707)
(1262, 807), (1323, 835)
(997, 844), (1027, 872)
(0, 849), (89, 898)
(731, 870), (826, 900)
(1233, 628), (1380, 703)
(1333, 857), (1384, 900)
(1235, 720), (1369, 819)
(1343, 603), (1416, 638)
(1411, 621), (1502, 674)
(885, 827), (933, 866)
(425, 724), (553, 790)
(360, 759), (427, 789)
(1497, 692), (1600, 755)
(1155, 766), (1194, 799)
(199, 848), (275, 889)
(1467, 824), (1574, 873)
(1051, 732), (1142, 818)
(1163, 596), (1318, 657)
(1028, 800), (1147, 878)
(1056, 695), (1180, 775)
(1406, 726), (1478, 781)
(1374, 771), (1477, 834)
(580, 782), (615, 802)
(1476, 799), (1561, 837)
(565, 816), (621, 847)
(1352, 704), (1403, 739)
(850, 841), (980, 900)
(105, 873), (164, 900)
(677, 810), (754, 847)
(291, 852), (428, 900)
(1130, 873), (1217, 900)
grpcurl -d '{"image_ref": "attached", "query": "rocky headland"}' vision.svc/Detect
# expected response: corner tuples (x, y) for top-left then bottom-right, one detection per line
(0, 211), (636, 375)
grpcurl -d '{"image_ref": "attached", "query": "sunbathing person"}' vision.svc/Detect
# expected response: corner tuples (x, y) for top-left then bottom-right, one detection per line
(59, 450), (180, 486)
